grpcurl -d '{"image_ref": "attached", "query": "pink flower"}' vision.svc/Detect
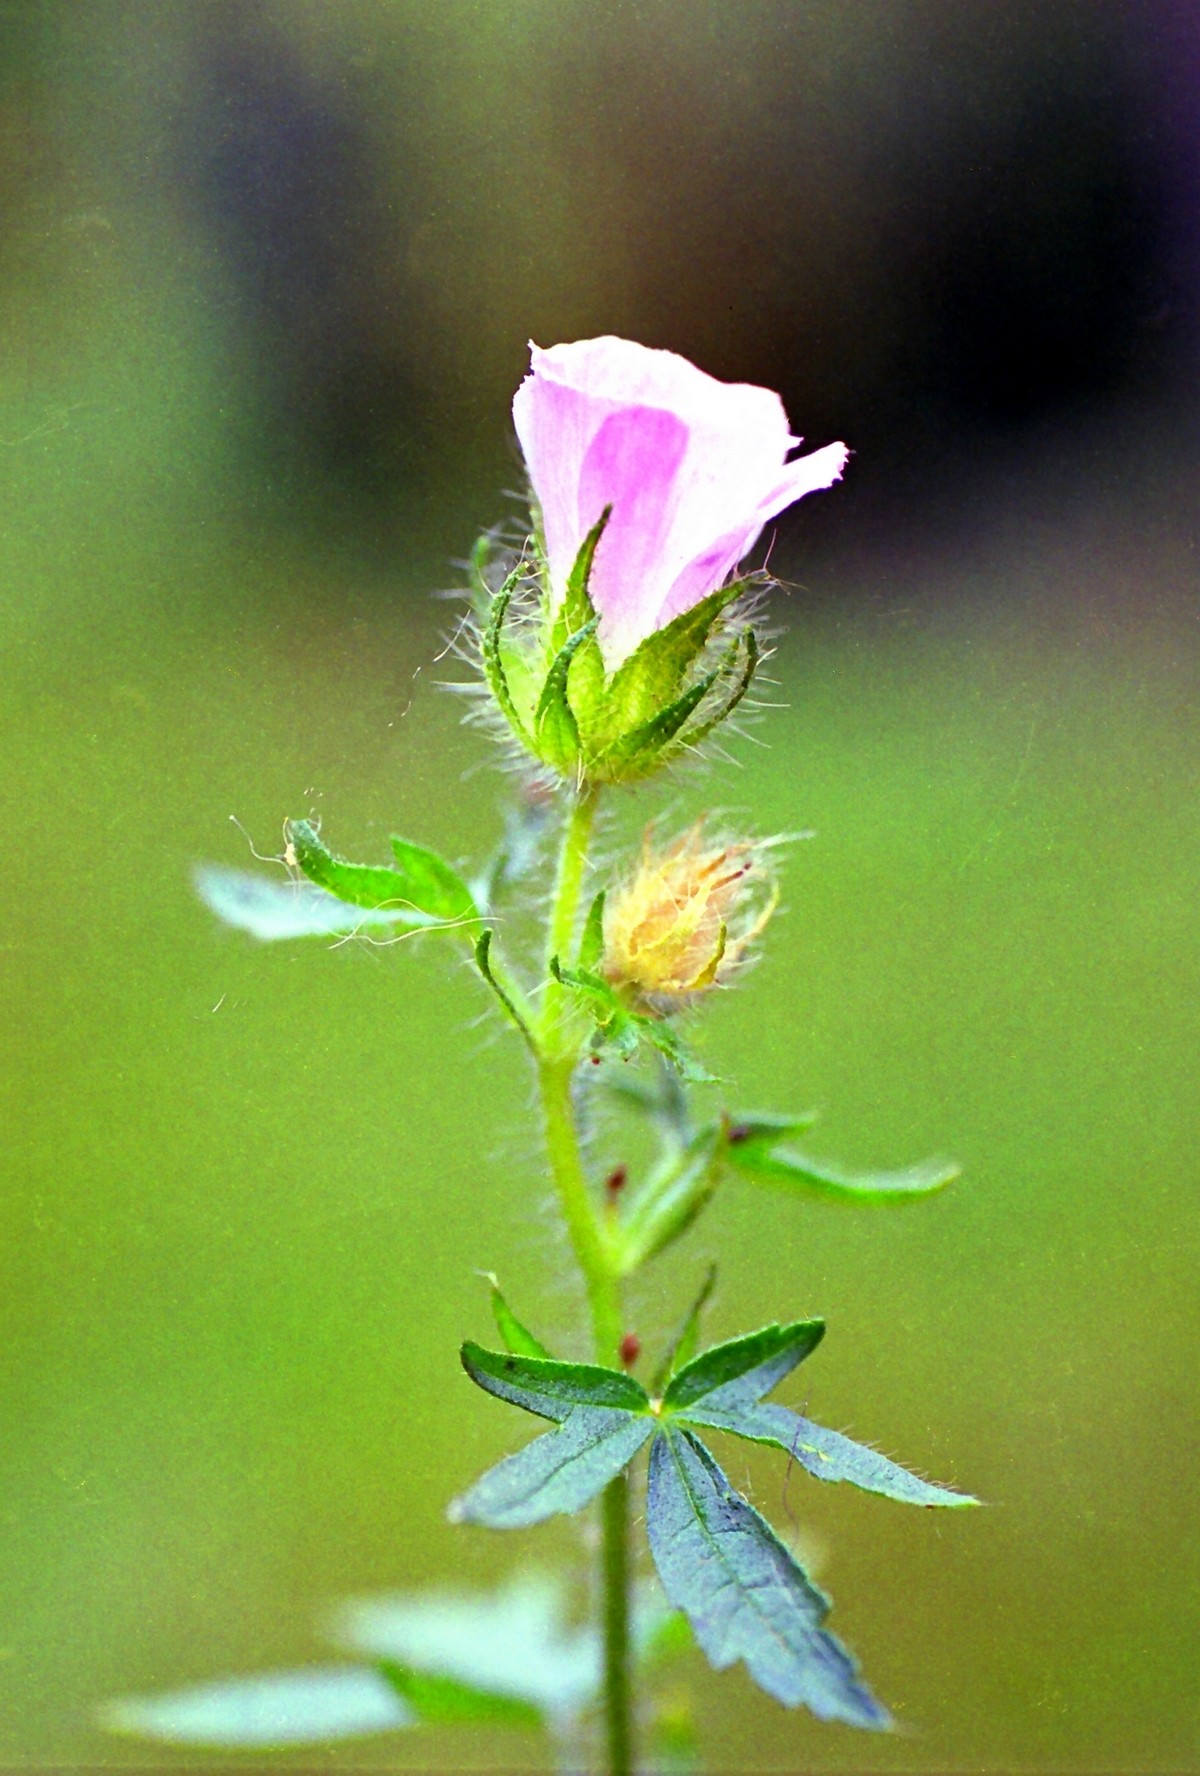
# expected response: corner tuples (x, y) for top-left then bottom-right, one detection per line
(512, 336), (848, 669)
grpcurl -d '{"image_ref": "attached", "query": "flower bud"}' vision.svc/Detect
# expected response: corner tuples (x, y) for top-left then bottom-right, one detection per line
(600, 824), (778, 1005)
(473, 336), (847, 785)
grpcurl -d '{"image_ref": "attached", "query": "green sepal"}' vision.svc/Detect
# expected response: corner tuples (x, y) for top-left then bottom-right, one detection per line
(285, 820), (476, 928)
(481, 572), (529, 742)
(645, 1426), (889, 1727)
(614, 1126), (724, 1274)
(662, 1320), (825, 1415)
(676, 1401), (979, 1508)
(481, 1273), (554, 1360)
(578, 889), (606, 970)
(602, 580), (750, 737)
(724, 1124), (960, 1203)
(555, 505), (610, 645)
(675, 626), (759, 752)
(534, 619), (598, 768)
(451, 1345), (654, 1530)
(376, 1661), (543, 1728)
(594, 659), (724, 777)
(550, 957), (714, 1082)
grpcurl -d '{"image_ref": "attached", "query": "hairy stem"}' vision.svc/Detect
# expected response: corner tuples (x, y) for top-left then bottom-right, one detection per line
(535, 781), (633, 1776)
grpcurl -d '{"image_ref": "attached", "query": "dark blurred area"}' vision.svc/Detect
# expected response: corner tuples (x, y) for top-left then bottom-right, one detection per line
(3, 0), (1197, 577)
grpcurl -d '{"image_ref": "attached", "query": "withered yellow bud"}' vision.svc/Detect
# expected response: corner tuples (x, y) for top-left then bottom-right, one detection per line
(602, 824), (778, 1004)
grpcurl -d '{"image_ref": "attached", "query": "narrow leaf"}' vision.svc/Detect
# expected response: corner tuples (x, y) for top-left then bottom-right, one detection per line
(663, 1320), (825, 1415)
(723, 1110), (821, 1147)
(652, 1263), (718, 1395)
(482, 1274), (553, 1360)
(377, 1661), (542, 1728)
(449, 1409), (654, 1529)
(460, 1342), (650, 1422)
(616, 1127), (723, 1273)
(727, 1141), (961, 1203)
(474, 929), (535, 1046)
(676, 1402), (978, 1507)
(101, 1668), (413, 1747)
(195, 866), (416, 942)
(646, 1428), (889, 1727)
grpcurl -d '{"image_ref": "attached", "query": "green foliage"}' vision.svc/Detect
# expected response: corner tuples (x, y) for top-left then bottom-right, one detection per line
(101, 1668), (413, 1747)
(603, 581), (750, 736)
(483, 1274), (553, 1360)
(377, 1661), (543, 1727)
(473, 929), (535, 1046)
(286, 819), (476, 927)
(195, 865), (420, 941)
(645, 1427), (889, 1727)
(549, 956), (714, 1081)
(651, 1263), (717, 1393)
(722, 1117), (960, 1202)
(614, 1127), (725, 1272)
(662, 1320), (825, 1414)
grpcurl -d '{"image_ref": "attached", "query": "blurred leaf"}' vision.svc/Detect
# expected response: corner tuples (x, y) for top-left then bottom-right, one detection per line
(651, 1263), (717, 1394)
(194, 865), (417, 941)
(677, 1401), (978, 1508)
(482, 1273), (553, 1359)
(645, 1428), (889, 1727)
(377, 1660), (542, 1727)
(101, 1667), (412, 1747)
(663, 1320), (825, 1415)
(722, 1110), (821, 1147)
(472, 791), (552, 912)
(284, 819), (476, 927)
(615, 1127), (724, 1273)
(725, 1132), (960, 1203)
(333, 1575), (598, 1721)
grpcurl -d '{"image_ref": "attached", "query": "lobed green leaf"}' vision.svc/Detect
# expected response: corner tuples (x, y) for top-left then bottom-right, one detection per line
(645, 1427), (889, 1727)
(677, 1401), (978, 1508)
(460, 1343), (650, 1422)
(663, 1320), (825, 1415)
(449, 1410), (654, 1530)
(285, 820), (476, 927)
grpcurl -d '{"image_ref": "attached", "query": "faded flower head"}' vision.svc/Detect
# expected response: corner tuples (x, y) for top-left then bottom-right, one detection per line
(474, 337), (848, 785)
(602, 823), (779, 1005)
(513, 336), (848, 670)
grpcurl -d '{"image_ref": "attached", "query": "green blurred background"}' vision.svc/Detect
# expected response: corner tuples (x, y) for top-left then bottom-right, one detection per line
(3, 2), (1198, 1769)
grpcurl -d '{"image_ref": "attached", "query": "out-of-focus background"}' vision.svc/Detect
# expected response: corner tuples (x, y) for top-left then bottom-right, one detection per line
(3, 2), (1197, 1769)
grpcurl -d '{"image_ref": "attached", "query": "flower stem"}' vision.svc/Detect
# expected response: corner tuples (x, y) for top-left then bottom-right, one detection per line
(534, 781), (633, 1776)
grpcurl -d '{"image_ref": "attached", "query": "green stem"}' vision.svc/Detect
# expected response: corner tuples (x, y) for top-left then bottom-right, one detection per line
(534, 781), (632, 1776)
(602, 1470), (633, 1776)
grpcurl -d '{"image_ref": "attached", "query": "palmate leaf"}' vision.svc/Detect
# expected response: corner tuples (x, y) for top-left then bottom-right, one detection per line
(646, 1427), (889, 1728)
(663, 1321), (977, 1508)
(679, 1401), (978, 1508)
(450, 1345), (654, 1529)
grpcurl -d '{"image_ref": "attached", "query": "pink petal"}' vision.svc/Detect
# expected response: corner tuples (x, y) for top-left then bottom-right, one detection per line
(577, 405), (690, 668)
